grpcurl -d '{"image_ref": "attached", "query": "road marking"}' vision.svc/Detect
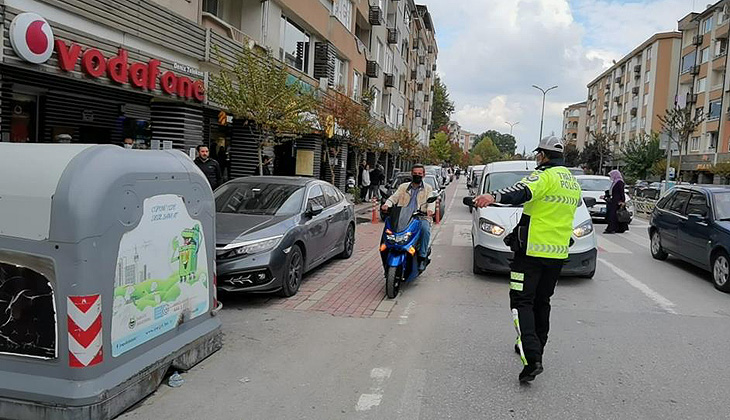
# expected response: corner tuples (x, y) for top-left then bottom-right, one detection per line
(620, 231), (650, 248)
(396, 369), (427, 420)
(356, 367), (393, 411)
(398, 300), (417, 325)
(451, 224), (472, 247)
(597, 235), (631, 254)
(599, 258), (677, 314)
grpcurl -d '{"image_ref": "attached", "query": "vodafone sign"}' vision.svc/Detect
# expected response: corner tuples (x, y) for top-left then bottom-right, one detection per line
(9, 12), (204, 102)
(9, 13), (54, 64)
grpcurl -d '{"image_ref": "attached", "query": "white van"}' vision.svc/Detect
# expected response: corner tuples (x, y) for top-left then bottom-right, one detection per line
(467, 161), (597, 278)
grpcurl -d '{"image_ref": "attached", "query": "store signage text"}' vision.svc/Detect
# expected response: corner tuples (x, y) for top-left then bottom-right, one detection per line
(54, 40), (205, 102)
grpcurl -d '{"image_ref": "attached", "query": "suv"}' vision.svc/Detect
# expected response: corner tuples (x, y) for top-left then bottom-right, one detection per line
(466, 161), (597, 278)
(649, 185), (730, 292)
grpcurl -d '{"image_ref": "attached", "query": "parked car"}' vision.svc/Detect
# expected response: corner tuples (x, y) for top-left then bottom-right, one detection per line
(465, 161), (598, 278)
(576, 175), (635, 223)
(468, 169), (484, 197)
(379, 172), (446, 220)
(215, 177), (356, 297)
(649, 185), (730, 292)
(567, 167), (586, 176)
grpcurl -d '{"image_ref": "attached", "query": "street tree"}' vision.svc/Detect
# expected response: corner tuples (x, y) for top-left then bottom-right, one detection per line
(563, 141), (580, 167)
(472, 136), (503, 164)
(429, 132), (451, 163)
(430, 77), (455, 139)
(580, 131), (615, 174)
(619, 133), (663, 180)
(473, 130), (516, 156)
(659, 106), (704, 181)
(209, 45), (319, 175)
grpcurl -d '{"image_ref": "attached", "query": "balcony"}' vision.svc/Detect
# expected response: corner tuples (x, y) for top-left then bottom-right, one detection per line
(384, 73), (395, 88)
(693, 34), (704, 46)
(690, 65), (701, 75)
(202, 12), (248, 45)
(630, 107), (638, 116)
(366, 60), (380, 78)
(687, 93), (698, 104)
(387, 28), (398, 44)
(632, 86), (640, 95)
(369, 6), (383, 25)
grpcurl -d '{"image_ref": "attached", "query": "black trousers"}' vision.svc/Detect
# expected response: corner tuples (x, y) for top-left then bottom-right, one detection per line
(510, 254), (563, 365)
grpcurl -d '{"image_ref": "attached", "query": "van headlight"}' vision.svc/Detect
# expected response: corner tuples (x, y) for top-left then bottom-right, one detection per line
(573, 221), (594, 238)
(479, 218), (505, 236)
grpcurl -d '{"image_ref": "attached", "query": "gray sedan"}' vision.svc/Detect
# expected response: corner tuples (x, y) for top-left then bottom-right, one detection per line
(215, 177), (355, 297)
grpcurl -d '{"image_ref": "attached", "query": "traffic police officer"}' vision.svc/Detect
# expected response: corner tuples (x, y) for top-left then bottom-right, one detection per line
(473, 136), (582, 382)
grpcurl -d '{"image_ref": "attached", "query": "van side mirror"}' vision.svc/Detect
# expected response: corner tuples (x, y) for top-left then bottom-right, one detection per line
(583, 197), (597, 207)
(463, 197), (474, 207)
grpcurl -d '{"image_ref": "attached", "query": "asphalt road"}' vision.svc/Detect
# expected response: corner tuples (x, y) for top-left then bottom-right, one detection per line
(122, 179), (730, 420)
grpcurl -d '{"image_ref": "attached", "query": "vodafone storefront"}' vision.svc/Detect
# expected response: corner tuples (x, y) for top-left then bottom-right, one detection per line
(1, 8), (212, 151)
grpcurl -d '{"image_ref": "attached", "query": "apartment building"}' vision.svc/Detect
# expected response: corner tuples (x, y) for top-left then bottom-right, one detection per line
(562, 102), (588, 150)
(585, 32), (682, 163)
(676, 1), (730, 183)
(405, 4), (437, 145)
(460, 130), (475, 153)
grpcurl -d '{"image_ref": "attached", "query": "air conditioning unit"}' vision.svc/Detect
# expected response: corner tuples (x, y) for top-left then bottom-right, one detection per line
(366, 60), (380, 78)
(694, 34), (704, 45)
(387, 28), (398, 45)
(369, 5), (383, 25)
(384, 73), (395, 88)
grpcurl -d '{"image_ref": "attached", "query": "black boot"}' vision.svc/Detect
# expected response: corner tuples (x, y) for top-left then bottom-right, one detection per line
(519, 362), (544, 383)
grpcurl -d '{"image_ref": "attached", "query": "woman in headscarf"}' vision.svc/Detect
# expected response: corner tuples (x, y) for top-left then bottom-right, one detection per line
(603, 169), (628, 234)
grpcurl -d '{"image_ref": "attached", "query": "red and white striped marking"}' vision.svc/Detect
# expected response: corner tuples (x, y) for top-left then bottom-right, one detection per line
(67, 295), (103, 368)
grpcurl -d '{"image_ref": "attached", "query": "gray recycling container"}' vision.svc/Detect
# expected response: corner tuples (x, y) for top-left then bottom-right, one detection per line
(0, 144), (222, 420)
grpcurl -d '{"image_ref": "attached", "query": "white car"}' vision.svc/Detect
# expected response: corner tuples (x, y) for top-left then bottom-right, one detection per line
(466, 161), (598, 278)
(575, 175), (634, 223)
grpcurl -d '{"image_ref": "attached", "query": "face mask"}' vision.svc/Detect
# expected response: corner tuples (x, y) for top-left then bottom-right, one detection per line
(124, 144), (133, 149)
(412, 174), (423, 184)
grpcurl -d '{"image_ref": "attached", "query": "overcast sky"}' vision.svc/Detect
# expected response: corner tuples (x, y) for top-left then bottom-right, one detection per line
(423, 0), (701, 152)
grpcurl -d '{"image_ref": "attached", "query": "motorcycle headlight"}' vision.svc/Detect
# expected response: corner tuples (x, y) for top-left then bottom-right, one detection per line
(223, 235), (284, 256)
(573, 221), (594, 238)
(386, 234), (396, 243)
(395, 232), (412, 245)
(479, 218), (505, 236)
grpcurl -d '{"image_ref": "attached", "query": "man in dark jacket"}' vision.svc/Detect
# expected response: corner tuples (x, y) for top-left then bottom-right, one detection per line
(195, 145), (222, 190)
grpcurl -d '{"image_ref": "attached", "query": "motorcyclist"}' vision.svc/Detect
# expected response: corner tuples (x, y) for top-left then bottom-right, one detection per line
(381, 164), (435, 271)
(472, 135), (581, 383)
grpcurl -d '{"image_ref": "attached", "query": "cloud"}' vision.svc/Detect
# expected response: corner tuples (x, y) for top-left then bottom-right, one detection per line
(422, 0), (696, 150)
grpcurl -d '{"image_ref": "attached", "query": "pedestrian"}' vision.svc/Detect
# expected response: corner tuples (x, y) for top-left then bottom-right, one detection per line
(255, 155), (273, 176)
(194, 144), (223, 190)
(122, 138), (136, 149)
(370, 164), (383, 200)
(360, 162), (371, 201)
(472, 135), (581, 383)
(603, 169), (629, 234)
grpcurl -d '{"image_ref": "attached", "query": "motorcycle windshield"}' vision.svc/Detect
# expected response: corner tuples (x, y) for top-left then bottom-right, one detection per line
(388, 207), (415, 233)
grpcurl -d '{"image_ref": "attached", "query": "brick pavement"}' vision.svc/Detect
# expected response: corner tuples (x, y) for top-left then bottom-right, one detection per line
(232, 221), (396, 318)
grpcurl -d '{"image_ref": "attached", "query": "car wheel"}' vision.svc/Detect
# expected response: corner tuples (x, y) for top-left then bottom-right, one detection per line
(279, 245), (303, 297)
(385, 266), (399, 299)
(650, 230), (668, 261)
(339, 224), (355, 259)
(712, 251), (730, 292)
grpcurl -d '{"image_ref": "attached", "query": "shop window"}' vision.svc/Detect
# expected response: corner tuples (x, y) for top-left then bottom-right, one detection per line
(9, 94), (37, 143)
(0, 252), (56, 359)
(280, 17), (310, 73)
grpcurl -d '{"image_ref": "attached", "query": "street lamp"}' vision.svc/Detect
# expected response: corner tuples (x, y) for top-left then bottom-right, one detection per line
(532, 84), (558, 142)
(505, 121), (519, 136)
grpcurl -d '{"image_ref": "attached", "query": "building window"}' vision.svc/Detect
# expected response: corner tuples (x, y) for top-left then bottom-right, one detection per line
(641, 116), (646, 128)
(352, 71), (361, 101)
(703, 18), (713, 34)
(334, 57), (347, 90)
(716, 38), (728, 57)
(280, 17), (310, 73)
(397, 107), (404, 126)
(701, 47), (710, 63)
(646, 46), (652, 60)
(385, 49), (394, 74)
(376, 39), (385, 65)
(645, 70), (651, 84)
(643, 94), (649, 106)
(697, 77), (707, 93)
(681, 51), (697, 74)
(720, 10), (729, 25)
(709, 99), (722, 120)
(709, 131), (719, 149)
(333, 0), (353, 31)
(202, 0), (219, 16)
(371, 87), (381, 114)
(389, 103), (397, 127)
(691, 136), (701, 151)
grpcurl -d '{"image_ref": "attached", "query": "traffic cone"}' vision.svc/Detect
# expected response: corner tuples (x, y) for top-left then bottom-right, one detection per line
(435, 202), (441, 224)
(371, 198), (378, 224)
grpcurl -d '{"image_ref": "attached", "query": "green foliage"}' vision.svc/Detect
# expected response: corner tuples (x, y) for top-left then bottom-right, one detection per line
(429, 132), (452, 162)
(564, 142), (580, 167)
(652, 159), (676, 178)
(579, 131), (615, 174)
(659, 106), (704, 181)
(619, 133), (663, 180)
(473, 130), (516, 156)
(347, 187), (362, 204)
(710, 162), (730, 179)
(472, 137), (503, 164)
(430, 77), (455, 138)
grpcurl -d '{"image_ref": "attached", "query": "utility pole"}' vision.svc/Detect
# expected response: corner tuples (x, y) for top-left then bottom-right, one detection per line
(532, 84), (558, 142)
(505, 121), (519, 136)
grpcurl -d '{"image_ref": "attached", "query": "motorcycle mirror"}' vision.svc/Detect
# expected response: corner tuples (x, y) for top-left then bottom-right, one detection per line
(426, 195), (438, 203)
(463, 196), (474, 207)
